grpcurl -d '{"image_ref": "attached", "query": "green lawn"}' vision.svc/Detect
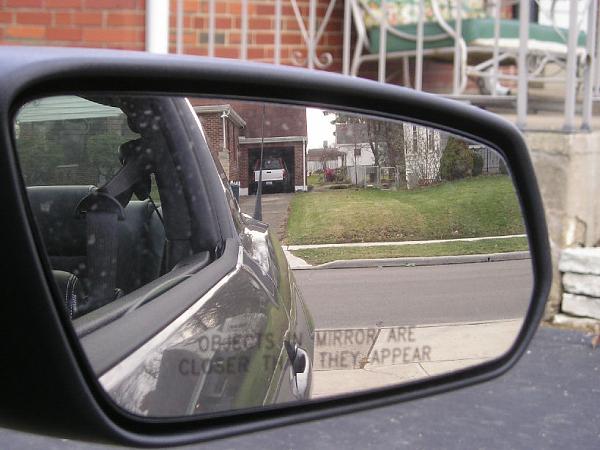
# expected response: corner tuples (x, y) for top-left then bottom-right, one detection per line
(291, 236), (529, 265)
(286, 175), (525, 245)
(307, 173), (323, 186)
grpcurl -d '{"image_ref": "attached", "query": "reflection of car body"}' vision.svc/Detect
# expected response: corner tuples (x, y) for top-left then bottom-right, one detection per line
(254, 157), (290, 193)
(16, 94), (314, 416)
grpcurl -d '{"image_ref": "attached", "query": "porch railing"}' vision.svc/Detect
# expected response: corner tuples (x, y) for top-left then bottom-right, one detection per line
(172, 0), (600, 131)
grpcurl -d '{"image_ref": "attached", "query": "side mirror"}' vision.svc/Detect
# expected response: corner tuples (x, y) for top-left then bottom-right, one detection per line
(0, 47), (551, 446)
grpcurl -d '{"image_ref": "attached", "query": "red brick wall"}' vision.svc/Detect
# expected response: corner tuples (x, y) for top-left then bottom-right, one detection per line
(0, 0), (147, 50)
(0, 0), (344, 68)
(0, 1), (503, 95)
(197, 110), (242, 182)
(292, 140), (304, 186)
(227, 118), (240, 182)
(238, 141), (249, 188)
(197, 112), (222, 160)
(1, 1), (496, 93)
(190, 98), (307, 139)
(231, 101), (307, 138)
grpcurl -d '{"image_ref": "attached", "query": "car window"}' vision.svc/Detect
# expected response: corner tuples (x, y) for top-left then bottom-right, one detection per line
(13, 95), (211, 321)
(264, 158), (282, 169)
(256, 158), (283, 170)
(16, 96), (138, 186)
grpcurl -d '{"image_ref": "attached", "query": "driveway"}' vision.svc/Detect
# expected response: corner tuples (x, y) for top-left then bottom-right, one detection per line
(238, 193), (294, 241)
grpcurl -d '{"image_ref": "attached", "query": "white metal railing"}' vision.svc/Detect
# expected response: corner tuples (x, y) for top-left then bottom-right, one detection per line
(173, 0), (600, 131)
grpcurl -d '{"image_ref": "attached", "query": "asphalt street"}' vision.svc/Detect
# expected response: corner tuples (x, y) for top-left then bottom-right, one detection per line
(294, 259), (534, 329)
(3, 327), (599, 449)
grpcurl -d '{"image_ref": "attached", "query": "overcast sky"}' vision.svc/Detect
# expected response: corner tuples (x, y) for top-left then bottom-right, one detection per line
(306, 108), (336, 150)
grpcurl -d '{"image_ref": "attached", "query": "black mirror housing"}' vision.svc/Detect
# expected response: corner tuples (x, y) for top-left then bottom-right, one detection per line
(0, 46), (551, 446)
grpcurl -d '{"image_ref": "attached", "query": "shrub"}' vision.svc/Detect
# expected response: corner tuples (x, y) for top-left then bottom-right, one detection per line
(440, 137), (474, 181)
(472, 152), (484, 176)
(499, 159), (509, 175)
(334, 168), (347, 183)
(324, 167), (335, 182)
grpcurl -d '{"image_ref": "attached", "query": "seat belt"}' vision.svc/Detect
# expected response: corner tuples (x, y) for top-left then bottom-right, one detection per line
(76, 139), (154, 309)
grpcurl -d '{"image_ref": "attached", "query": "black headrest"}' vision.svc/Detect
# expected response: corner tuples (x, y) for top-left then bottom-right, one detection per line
(27, 186), (156, 257)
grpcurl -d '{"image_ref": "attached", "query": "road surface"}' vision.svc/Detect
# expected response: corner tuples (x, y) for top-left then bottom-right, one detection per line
(294, 259), (533, 329)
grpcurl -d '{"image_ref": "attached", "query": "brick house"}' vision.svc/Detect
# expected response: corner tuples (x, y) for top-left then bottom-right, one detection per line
(193, 103), (245, 184)
(0, 1), (479, 93)
(233, 101), (307, 195)
(192, 99), (307, 195)
(1, 1), (314, 195)
(0, 1), (344, 67)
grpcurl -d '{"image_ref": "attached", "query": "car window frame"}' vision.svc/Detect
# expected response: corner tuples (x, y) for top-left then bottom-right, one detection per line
(9, 92), (244, 374)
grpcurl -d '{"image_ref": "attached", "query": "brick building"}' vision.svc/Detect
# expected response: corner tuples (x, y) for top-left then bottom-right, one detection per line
(194, 103), (245, 184)
(0, 1), (343, 67)
(192, 99), (307, 195)
(233, 101), (307, 195)
(1, 1), (315, 195)
(0, 0), (474, 92)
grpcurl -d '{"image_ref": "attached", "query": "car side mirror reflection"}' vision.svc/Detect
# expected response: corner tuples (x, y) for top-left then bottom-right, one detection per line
(13, 95), (532, 418)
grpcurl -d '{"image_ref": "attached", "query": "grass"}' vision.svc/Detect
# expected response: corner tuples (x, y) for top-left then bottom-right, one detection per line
(291, 236), (529, 265)
(307, 173), (323, 186)
(286, 175), (525, 245)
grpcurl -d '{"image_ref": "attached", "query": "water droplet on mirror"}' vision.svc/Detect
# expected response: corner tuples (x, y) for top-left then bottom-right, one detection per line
(40, 201), (52, 212)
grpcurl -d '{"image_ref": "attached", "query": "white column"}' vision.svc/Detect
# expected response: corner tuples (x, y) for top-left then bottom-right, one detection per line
(343, 0), (351, 75)
(563, 0), (579, 131)
(516, 0), (530, 129)
(146, 0), (170, 54)
(581, 0), (598, 130)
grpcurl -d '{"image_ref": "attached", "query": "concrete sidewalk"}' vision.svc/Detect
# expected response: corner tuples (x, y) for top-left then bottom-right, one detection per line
(311, 319), (522, 399)
(285, 249), (530, 270)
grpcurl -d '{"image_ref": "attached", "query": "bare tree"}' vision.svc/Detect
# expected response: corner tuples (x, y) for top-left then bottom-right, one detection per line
(404, 124), (442, 187)
(332, 113), (407, 187)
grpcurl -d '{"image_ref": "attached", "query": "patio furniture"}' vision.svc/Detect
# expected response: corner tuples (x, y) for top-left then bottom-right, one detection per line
(350, 0), (587, 94)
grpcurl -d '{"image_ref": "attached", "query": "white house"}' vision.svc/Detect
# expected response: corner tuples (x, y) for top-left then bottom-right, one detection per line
(334, 118), (444, 188)
(306, 148), (345, 174)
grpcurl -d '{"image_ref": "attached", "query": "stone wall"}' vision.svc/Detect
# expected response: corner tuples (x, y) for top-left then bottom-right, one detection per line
(526, 130), (600, 319)
(557, 248), (600, 326)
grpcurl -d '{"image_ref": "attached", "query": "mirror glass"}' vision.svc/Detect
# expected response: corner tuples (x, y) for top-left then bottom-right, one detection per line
(13, 94), (532, 417)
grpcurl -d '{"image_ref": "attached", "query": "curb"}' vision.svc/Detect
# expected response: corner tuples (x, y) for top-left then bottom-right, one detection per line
(290, 251), (531, 270)
(284, 234), (527, 251)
